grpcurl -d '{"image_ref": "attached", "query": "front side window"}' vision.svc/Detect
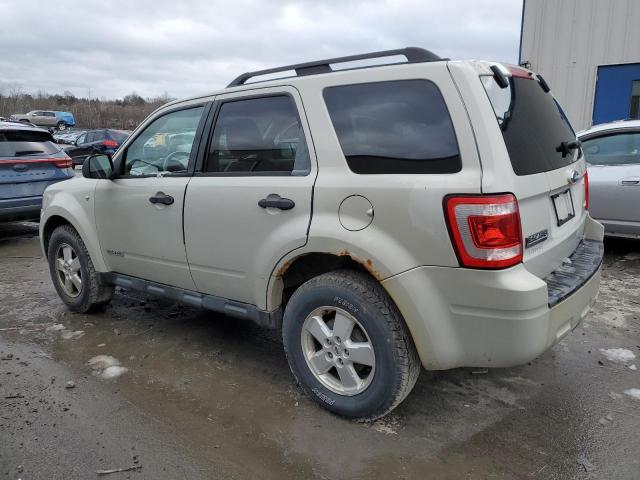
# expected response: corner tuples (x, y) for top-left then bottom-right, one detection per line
(205, 95), (310, 174)
(123, 106), (204, 176)
(323, 80), (460, 174)
(581, 132), (640, 165)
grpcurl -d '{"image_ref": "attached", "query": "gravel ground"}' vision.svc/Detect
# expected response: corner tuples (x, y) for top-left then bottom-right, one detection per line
(0, 221), (639, 479)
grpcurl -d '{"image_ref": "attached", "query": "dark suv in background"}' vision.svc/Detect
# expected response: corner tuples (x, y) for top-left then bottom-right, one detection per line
(0, 121), (74, 222)
(63, 129), (129, 165)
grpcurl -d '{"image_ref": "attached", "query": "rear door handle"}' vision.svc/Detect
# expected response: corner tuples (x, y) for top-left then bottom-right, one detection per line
(149, 192), (174, 205)
(620, 177), (640, 186)
(258, 194), (295, 210)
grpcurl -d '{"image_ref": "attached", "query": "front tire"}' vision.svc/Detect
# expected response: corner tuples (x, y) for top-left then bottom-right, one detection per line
(282, 270), (420, 420)
(47, 225), (113, 313)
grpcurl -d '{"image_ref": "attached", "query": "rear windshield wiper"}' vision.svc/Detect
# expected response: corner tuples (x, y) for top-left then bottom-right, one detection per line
(555, 140), (581, 158)
(14, 150), (45, 156)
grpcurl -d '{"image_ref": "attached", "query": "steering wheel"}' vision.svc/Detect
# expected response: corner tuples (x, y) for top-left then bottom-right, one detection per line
(163, 151), (190, 172)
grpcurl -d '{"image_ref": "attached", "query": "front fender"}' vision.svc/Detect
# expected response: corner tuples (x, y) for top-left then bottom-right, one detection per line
(40, 181), (108, 272)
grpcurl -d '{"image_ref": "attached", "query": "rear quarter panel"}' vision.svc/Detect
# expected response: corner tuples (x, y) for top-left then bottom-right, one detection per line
(266, 62), (482, 310)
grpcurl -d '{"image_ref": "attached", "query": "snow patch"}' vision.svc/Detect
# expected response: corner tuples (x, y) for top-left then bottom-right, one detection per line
(60, 330), (84, 340)
(624, 389), (640, 400)
(88, 355), (128, 379)
(600, 348), (636, 364)
(45, 324), (65, 332)
(629, 365), (637, 371)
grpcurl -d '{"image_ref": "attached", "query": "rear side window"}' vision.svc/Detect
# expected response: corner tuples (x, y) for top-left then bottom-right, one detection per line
(323, 80), (460, 174)
(581, 132), (640, 165)
(206, 95), (310, 175)
(0, 130), (60, 157)
(481, 74), (577, 175)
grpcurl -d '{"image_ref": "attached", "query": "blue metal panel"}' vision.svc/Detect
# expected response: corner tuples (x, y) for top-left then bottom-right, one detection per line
(593, 63), (640, 125)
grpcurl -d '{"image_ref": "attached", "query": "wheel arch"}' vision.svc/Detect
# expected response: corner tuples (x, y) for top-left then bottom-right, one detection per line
(268, 251), (387, 313)
(40, 205), (108, 272)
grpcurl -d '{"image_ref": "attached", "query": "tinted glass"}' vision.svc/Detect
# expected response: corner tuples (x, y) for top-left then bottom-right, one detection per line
(123, 106), (204, 176)
(581, 132), (640, 165)
(323, 80), (460, 174)
(481, 75), (577, 175)
(109, 130), (129, 143)
(206, 96), (309, 174)
(0, 130), (60, 157)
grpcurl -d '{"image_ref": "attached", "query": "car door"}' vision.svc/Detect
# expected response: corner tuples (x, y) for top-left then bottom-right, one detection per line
(184, 87), (316, 306)
(43, 112), (57, 127)
(94, 103), (209, 289)
(582, 129), (640, 235)
(29, 111), (45, 126)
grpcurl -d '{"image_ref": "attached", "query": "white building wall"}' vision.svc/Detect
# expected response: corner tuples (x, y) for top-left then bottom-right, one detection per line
(520, 0), (640, 130)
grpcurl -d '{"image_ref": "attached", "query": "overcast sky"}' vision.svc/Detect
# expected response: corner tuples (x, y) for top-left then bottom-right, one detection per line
(0, 0), (522, 100)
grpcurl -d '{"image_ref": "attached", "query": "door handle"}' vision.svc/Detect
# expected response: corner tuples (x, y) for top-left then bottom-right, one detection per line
(149, 192), (174, 205)
(620, 177), (640, 186)
(258, 194), (295, 210)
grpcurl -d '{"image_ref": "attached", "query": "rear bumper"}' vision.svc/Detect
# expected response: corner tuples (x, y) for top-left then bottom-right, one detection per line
(382, 214), (605, 370)
(0, 196), (42, 221)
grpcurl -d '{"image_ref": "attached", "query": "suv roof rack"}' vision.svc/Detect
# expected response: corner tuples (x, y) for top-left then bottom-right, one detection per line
(227, 47), (443, 87)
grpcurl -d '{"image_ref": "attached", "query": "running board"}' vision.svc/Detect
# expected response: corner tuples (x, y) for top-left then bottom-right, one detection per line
(103, 273), (282, 329)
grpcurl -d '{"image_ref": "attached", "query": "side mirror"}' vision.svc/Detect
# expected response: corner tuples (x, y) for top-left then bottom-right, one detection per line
(82, 154), (114, 180)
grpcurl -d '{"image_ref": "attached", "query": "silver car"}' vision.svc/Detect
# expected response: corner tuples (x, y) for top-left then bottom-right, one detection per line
(578, 120), (640, 239)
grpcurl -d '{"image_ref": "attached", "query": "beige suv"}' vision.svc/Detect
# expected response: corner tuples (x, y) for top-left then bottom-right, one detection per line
(39, 48), (604, 419)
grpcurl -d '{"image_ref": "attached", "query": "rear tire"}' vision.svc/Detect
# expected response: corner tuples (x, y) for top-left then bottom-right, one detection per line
(56, 121), (67, 131)
(282, 270), (420, 420)
(47, 225), (113, 313)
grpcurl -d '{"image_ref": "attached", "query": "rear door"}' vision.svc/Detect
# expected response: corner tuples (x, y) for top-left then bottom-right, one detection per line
(581, 129), (640, 234)
(183, 86), (316, 306)
(475, 66), (588, 278)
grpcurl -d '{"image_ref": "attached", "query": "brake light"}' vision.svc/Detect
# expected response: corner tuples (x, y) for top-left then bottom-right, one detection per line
(583, 171), (589, 210)
(103, 139), (118, 148)
(0, 156), (72, 168)
(52, 157), (73, 168)
(444, 194), (523, 269)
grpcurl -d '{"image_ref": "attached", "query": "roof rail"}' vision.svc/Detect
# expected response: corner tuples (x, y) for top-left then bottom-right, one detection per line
(227, 47), (442, 87)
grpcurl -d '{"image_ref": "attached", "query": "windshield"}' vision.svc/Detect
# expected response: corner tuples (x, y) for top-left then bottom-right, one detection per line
(481, 74), (578, 175)
(0, 129), (61, 157)
(581, 131), (640, 165)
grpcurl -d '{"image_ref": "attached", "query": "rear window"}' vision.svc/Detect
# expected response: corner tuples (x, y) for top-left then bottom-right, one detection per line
(109, 130), (129, 142)
(0, 129), (60, 157)
(581, 131), (640, 165)
(323, 80), (461, 174)
(481, 74), (577, 176)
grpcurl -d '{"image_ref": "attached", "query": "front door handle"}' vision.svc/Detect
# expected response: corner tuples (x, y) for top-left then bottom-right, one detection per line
(258, 194), (295, 210)
(620, 177), (640, 186)
(149, 192), (174, 205)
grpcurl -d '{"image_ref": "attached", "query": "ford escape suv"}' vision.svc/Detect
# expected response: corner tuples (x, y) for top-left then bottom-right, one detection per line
(39, 48), (603, 419)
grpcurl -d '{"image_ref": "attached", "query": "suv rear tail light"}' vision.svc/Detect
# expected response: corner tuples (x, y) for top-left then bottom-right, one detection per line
(0, 156), (72, 169)
(103, 139), (118, 148)
(444, 194), (523, 269)
(52, 157), (73, 168)
(583, 171), (589, 210)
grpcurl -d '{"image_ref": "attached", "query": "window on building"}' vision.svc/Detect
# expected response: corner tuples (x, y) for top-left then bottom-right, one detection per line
(630, 80), (640, 120)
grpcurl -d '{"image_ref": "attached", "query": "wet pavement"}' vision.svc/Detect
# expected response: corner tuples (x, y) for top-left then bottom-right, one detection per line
(1, 221), (639, 479)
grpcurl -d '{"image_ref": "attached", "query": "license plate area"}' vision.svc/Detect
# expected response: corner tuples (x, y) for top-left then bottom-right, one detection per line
(551, 188), (575, 227)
